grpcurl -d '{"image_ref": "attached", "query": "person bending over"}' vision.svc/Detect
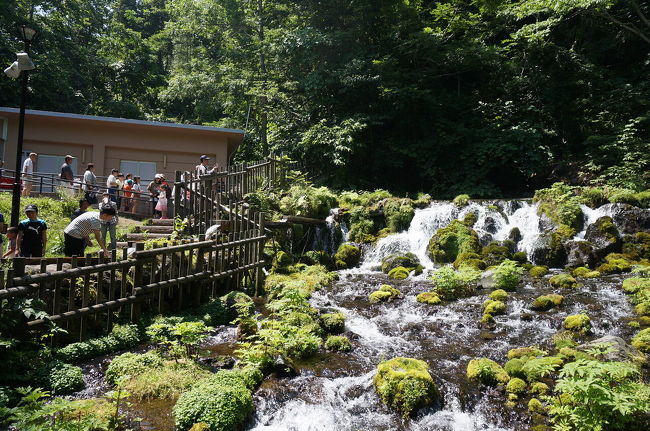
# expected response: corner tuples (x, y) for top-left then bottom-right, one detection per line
(63, 207), (115, 257)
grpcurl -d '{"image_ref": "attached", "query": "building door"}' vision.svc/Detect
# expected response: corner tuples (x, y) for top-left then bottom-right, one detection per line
(120, 160), (156, 183)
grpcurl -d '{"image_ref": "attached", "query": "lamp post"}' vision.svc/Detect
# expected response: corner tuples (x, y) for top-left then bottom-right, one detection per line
(8, 25), (38, 226)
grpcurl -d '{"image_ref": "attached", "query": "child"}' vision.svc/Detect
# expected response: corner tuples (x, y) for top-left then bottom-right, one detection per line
(123, 179), (133, 212)
(3, 227), (18, 258)
(16, 204), (47, 257)
(155, 189), (168, 219)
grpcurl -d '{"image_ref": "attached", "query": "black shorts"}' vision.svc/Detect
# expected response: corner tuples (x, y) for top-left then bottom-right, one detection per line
(64, 233), (86, 257)
(21, 247), (43, 258)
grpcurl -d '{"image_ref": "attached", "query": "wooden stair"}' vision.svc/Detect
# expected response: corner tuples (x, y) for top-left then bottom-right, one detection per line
(125, 219), (174, 242)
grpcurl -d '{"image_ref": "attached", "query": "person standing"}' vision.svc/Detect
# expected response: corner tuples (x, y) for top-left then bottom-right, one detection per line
(99, 193), (118, 250)
(3, 227), (18, 258)
(83, 163), (98, 204)
(196, 155), (216, 177)
(16, 204), (47, 257)
(106, 169), (119, 203)
(22, 152), (37, 196)
(131, 176), (142, 214)
(71, 198), (90, 220)
(59, 155), (76, 196)
(123, 179), (133, 212)
(64, 208), (114, 257)
(147, 174), (163, 218)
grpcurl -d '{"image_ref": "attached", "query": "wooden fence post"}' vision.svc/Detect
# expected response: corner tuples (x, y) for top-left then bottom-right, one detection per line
(130, 243), (145, 321)
(174, 170), (182, 220)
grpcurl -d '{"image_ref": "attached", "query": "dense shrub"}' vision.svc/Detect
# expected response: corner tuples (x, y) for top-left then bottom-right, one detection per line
(319, 312), (345, 334)
(173, 370), (255, 431)
(533, 182), (584, 231)
(325, 335), (352, 352)
(430, 266), (480, 300)
(278, 185), (338, 219)
(493, 260), (523, 291)
(34, 360), (85, 395)
(56, 324), (143, 363)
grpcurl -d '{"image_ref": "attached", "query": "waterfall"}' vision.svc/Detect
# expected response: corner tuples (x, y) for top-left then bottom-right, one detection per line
(312, 208), (349, 254)
(574, 204), (616, 239)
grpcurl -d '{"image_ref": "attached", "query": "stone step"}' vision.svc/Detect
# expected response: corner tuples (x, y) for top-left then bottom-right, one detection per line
(149, 218), (174, 226)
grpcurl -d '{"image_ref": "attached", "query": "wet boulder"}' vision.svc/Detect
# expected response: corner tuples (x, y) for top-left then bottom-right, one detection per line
(381, 252), (420, 274)
(483, 216), (499, 234)
(509, 227), (522, 244)
(334, 243), (362, 269)
(609, 203), (650, 234)
(427, 219), (480, 263)
(564, 240), (596, 268)
(622, 232), (650, 261)
(584, 216), (622, 259)
(374, 357), (440, 418)
(369, 285), (401, 303)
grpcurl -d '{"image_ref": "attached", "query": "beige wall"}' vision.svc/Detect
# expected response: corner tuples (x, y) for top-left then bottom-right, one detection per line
(1, 112), (241, 180)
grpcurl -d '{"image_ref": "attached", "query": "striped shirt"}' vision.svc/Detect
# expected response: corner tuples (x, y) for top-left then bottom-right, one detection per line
(64, 212), (102, 239)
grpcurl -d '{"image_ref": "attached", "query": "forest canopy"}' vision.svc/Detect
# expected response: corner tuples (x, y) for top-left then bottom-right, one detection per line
(1, 0), (649, 197)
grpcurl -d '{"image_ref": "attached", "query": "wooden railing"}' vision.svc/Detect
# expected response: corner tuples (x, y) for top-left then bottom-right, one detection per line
(0, 229), (266, 340)
(174, 153), (299, 235)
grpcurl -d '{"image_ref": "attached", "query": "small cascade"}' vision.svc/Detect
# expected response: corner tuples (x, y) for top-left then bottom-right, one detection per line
(312, 208), (348, 254)
(574, 204), (616, 239)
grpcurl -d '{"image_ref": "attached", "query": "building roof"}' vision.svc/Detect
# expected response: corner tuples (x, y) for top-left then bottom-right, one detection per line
(0, 107), (245, 136)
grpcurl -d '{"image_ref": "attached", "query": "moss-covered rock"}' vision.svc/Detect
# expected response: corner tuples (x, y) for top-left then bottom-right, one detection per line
(622, 232), (650, 261)
(381, 252), (420, 274)
(427, 219), (480, 263)
(631, 328), (650, 353)
(572, 266), (600, 278)
(584, 216), (621, 259)
(271, 250), (294, 273)
(463, 212), (478, 227)
(507, 347), (547, 360)
(531, 294), (564, 311)
(384, 198), (415, 232)
(529, 265), (549, 278)
(506, 377), (527, 394)
(597, 253), (633, 274)
(489, 289), (508, 301)
(549, 273), (578, 289)
(334, 244), (362, 269)
(563, 314), (591, 334)
(511, 251), (528, 264)
(504, 358), (525, 379)
(533, 183), (584, 232)
(483, 299), (506, 316)
(530, 382), (549, 395)
(105, 351), (163, 385)
(369, 285), (401, 303)
(221, 291), (255, 322)
(387, 266), (410, 280)
(453, 252), (486, 270)
(509, 227), (522, 243)
(466, 358), (509, 386)
(416, 292), (442, 305)
(319, 312), (346, 334)
(325, 335), (352, 352)
(528, 398), (546, 414)
(453, 194), (470, 207)
(373, 357), (439, 418)
(481, 242), (512, 267)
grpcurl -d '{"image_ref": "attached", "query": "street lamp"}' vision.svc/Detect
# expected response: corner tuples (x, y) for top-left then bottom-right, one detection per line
(3, 24), (38, 226)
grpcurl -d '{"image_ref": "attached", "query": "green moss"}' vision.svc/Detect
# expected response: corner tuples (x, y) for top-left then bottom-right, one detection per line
(105, 351), (163, 385)
(381, 252), (420, 274)
(466, 358), (509, 386)
(506, 377), (527, 394)
(384, 198), (415, 232)
(552, 331), (577, 350)
(531, 294), (564, 311)
(373, 357), (439, 418)
(427, 219), (480, 263)
(489, 289), (508, 301)
(579, 187), (609, 208)
(528, 398), (545, 414)
(511, 251), (528, 264)
(504, 358), (525, 379)
(319, 312), (346, 334)
(387, 266), (410, 280)
(529, 266), (550, 278)
(453, 252), (486, 270)
(481, 242), (512, 267)
(325, 335), (352, 352)
(597, 253), (633, 274)
(369, 285), (401, 303)
(416, 292), (442, 305)
(531, 382), (549, 395)
(173, 370), (255, 431)
(463, 212), (478, 227)
(622, 232), (650, 261)
(635, 302), (650, 316)
(533, 182), (584, 231)
(453, 194), (470, 207)
(124, 361), (211, 401)
(549, 273), (578, 289)
(271, 250), (294, 273)
(563, 314), (591, 334)
(483, 299), (506, 316)
(507, 347), (547, 360)
(631, 328), (650, 353)
(56, 324), (143, 363)
(334, 244), (362, 269)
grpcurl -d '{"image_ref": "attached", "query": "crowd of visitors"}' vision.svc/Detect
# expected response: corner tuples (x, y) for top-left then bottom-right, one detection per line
(4, 154), (218, 259)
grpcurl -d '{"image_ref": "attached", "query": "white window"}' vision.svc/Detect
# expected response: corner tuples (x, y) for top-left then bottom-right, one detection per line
(120, 160), (156, 182)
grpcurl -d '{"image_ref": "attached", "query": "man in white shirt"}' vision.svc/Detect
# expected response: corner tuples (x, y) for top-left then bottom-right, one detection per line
(106, 168), (119, 203)
(22, 152), (37, 196)
(196, 155), (217, 176)
(64, 207), (114, 257)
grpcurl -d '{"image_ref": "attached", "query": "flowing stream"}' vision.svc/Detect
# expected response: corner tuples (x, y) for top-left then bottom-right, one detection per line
(248, 201), (639, 431)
